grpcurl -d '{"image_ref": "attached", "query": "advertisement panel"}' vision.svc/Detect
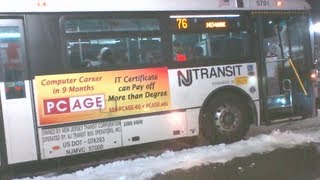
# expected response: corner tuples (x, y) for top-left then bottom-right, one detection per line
(35, 67), (171, 126)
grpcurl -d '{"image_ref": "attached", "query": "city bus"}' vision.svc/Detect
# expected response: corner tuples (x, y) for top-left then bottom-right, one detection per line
(0, 0), (317, 175)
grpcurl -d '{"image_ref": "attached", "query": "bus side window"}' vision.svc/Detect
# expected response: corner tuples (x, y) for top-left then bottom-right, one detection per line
(139, 38), (163, 64)
(208, 31), (250, 61)
(172, 33), (210, 62)
(0, 20), (27, 99)
(64, 18), (162, 69)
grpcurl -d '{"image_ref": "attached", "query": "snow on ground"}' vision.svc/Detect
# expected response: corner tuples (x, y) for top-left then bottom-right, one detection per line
(18, 123), (320, 180)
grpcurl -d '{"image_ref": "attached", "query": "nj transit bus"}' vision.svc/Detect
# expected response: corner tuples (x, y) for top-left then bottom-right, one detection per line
(0, 0), (317, 174)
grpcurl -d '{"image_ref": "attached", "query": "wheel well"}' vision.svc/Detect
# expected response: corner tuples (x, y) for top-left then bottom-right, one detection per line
(200, 86), (257, 126)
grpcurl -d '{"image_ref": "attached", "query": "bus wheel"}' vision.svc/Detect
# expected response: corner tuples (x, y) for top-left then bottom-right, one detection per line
(202, 93), (250, 144)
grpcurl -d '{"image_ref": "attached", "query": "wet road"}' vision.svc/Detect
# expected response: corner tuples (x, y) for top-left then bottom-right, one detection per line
(153, 143), (320, 180)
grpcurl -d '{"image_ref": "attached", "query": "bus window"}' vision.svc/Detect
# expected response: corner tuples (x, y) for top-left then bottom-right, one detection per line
(170, 14), (250, 63)
(0, 19), (27, 99)
(172, 31), (250, 62)
(0, 25), (27, 82)
(263, 15), (309, 78)
(287, 16), (309, 65)
(64, 18), (163, 69)
(263, 16), (308, 62)
(209, 31), (249, 59)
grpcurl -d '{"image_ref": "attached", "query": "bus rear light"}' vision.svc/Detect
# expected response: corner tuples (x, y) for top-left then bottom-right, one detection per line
(310, 69), (318, 82)
(276, 1), (282, 7)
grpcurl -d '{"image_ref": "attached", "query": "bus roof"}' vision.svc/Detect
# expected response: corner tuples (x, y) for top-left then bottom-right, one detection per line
(0, 0), (311, 13)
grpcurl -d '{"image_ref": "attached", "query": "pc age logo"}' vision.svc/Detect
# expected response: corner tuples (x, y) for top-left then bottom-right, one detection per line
(43, 95), (105, 115)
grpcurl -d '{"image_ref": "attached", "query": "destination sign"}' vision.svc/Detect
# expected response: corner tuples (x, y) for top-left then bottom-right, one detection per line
(175, 18), (228, 30)
(171, 15), (247, 31)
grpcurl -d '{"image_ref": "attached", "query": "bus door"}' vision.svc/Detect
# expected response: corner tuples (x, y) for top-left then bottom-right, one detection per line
(0, 18), (37, 165)
(260, 15), (314, 123)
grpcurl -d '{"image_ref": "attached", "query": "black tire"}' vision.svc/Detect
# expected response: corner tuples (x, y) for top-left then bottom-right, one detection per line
(201, 93), (250, 144)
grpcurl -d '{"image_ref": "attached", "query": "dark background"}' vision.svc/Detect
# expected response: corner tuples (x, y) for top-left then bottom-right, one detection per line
(309, 0), (320, 22)
(308, 0), (320, 18)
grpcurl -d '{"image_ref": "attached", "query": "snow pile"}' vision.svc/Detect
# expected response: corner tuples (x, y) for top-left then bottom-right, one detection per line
(18, 129), (320, 180)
